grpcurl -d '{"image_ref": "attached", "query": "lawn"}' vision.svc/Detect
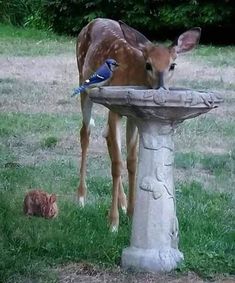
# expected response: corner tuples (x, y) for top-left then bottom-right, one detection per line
(0, 24), (234, 282)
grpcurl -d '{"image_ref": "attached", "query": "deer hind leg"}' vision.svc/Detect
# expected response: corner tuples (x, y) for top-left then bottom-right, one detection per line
(126, 118), (138, 217)
(104, 119), (127, 216)
(104, 111), (125, 232)
(77, 92), (93, 206)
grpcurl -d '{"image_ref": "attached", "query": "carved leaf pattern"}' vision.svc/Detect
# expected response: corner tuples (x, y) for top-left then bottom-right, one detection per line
(139, 176), (163, 200)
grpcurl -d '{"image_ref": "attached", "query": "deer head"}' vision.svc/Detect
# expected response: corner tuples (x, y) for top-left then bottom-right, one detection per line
(118, 20), (201, 89)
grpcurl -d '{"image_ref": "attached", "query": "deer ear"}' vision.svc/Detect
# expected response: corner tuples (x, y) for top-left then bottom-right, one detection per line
(171, 27), (201, 54)
(119, 20), (151, 48)
(49, 194), (56, 203)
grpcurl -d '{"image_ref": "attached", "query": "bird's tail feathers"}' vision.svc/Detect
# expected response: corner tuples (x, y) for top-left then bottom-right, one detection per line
(71, 85), (86, 97)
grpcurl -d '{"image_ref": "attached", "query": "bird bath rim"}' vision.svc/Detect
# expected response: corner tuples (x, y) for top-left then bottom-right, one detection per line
(89, 86), (223, 122)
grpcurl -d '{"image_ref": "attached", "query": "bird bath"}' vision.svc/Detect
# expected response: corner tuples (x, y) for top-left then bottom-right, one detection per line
(89, 86), (223, 273)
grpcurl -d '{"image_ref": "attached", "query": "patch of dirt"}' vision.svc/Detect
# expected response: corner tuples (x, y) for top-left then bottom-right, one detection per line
(173, 56), (235, 86)
(0, 55), (76, 84)
(0, 55), (80, 114)
(57, 263), (235, 283)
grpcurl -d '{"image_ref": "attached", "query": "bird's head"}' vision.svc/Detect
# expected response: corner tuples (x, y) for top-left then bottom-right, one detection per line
(105, 59), (119, 71)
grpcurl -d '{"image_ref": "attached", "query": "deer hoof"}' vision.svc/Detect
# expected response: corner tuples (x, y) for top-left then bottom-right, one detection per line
(110, 224), (118, 233)
(121, 205), (127, 214)
(78, 196), (85, 207)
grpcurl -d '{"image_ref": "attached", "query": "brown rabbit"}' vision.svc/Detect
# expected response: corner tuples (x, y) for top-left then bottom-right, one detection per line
(23, 189), (58, 219)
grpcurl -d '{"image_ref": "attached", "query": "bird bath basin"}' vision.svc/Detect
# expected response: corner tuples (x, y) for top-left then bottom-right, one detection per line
(89, 86), (223, 272)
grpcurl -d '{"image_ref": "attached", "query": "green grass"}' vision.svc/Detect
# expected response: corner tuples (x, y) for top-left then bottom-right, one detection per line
(41, 136), (58, 148)
(0, 162), (130, 282)
(177, 182), (234, 278)
(0, 112), (80, 138)
(191, 45), (235, 67)
(0, 24), (60, 40)
(201, 152), (235, 175)
(0, 112), (234, 281)
(175, 151), (235, 175)
(178, 115), (235, 138)
(0, 167), (234, 282)
(0, 23), (75, 56)
(175, 79), (235, 91)
(175, 152), (201, 169)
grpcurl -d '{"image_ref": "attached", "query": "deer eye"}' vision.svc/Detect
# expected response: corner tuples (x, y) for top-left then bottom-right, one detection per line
(145, 62), (152, 71)
(169, 63), (176, 71)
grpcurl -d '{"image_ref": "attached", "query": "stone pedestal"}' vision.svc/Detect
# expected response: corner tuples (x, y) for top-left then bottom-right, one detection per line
(122, 120), (182, 272)
(89, 86), (223, 272)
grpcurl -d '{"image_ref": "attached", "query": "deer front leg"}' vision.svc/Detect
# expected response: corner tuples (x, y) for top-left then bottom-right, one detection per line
(77, 92), (93, 206)
(118, 179), (127, 214)
(126, 118), (138, 217)
(105, 111), (124, 232)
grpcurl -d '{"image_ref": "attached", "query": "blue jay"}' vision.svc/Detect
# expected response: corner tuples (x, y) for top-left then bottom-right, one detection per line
(72, 59), (119, 97)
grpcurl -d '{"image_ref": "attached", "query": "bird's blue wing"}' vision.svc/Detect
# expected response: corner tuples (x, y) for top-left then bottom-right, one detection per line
(84, 73), (105, 85)
(71, 63), (112, 97)
(85, 64), (111, 85)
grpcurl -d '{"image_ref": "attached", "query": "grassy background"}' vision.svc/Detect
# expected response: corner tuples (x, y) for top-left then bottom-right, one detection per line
(0, 24), (235, 282)
(0, 23), (75, 56)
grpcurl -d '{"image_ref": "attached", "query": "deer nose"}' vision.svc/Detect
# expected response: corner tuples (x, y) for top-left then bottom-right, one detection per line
(156, 71), (165, 89)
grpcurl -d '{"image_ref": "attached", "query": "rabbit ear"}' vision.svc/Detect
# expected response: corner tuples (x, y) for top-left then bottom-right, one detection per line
(49, 194), (56, 203)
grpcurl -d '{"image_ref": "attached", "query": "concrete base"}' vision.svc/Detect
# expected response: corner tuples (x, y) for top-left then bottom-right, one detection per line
(122, 247), (184, 273)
